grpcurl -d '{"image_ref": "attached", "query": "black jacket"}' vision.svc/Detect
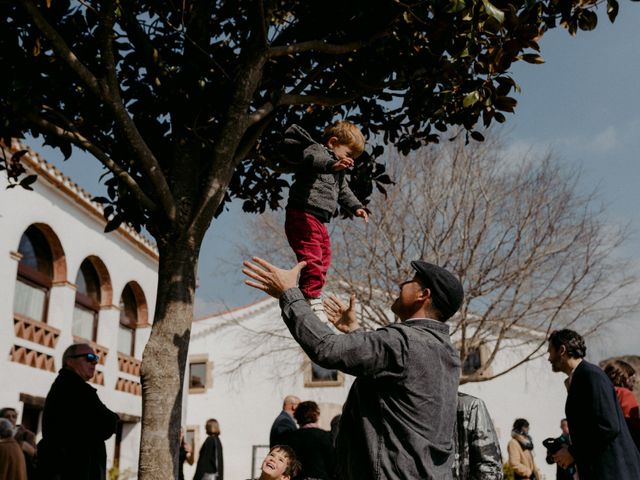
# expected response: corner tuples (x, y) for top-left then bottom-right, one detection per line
(193, 435), (223, 480)
(37, 368), (119, 480)
(566, 360), (640, 479)
(284, 427), (334, 480)
(270, 410), (297, 448)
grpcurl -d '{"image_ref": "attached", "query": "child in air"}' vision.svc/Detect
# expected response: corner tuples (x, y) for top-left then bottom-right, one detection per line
(283, 120), (369, 305)
(259, 445), (301, 480)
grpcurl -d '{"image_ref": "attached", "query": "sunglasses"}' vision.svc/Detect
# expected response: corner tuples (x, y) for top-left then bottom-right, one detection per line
(69, 353), (99, 363)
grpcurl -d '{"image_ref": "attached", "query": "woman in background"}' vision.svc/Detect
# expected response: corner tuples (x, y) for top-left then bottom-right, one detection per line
(193, 418), (223, 480)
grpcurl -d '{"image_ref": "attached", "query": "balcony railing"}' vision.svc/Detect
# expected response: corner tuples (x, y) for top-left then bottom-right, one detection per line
(14, 315), (60, 348)
(117, 352), (141, 376)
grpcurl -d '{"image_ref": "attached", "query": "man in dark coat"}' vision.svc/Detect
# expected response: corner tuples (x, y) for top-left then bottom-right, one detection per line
(243, 258), (463, 480)
(547, 329), (640, 480)
(37, 343), (119, 480)
(270, 395), (300, 447)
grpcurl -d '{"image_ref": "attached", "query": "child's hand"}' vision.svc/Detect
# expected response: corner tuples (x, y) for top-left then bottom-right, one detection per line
(332, 157), (354, 171)
(355, 208), (369, 223)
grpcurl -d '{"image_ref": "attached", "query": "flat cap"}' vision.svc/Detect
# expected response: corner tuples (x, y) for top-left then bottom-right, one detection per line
(411, 261), (464, 321)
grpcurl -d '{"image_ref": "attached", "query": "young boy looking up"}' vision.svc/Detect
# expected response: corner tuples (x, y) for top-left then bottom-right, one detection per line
(284, 121), (369, 302)
(259, 445), (301, 480)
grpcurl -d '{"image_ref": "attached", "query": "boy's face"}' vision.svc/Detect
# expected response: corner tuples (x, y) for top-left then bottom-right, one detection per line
(327, 137), (357, 162)
(261, 448), (291, 480)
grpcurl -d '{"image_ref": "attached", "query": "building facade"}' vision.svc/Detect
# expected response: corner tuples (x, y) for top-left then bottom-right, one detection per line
(0, 143), (158, 477)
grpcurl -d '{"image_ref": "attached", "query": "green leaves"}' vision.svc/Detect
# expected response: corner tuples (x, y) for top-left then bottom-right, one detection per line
(578, 9), (598, 30)
(482, 0), (505, 23)
(607, 0), (620, 22)
(463, 90), (481, 107)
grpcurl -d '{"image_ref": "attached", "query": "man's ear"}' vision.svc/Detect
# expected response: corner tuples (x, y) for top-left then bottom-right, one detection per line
(558, 344), (567, 357)
(281, 475), (291, 480)
(417, 287), (431, 302)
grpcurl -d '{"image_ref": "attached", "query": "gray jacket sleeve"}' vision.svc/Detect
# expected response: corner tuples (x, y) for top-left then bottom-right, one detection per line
(337, 173), (364, 212)
(280, 288), (406, 378)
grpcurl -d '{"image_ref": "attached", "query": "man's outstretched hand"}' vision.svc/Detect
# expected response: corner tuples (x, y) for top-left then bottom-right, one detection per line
(323, 294), (360, 333)
(243, 257), (306, 299)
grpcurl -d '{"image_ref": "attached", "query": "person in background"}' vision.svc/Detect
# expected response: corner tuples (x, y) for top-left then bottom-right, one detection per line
(193, 418), (223, 480)
(547, 329), (640, 479)
(546, 419), (575, 480)
(37, 343), (119, 480)
(507, 418), (541, 480)
(603, 359), (640, 450)
(179, 428), (194, 480)
(270, 396), (300, 448)
(0, 407), (36, 478)
(283, 401), (334, 480)
(0, 417), (27, 480)
(452, 392), (502, 479)
(258, 445), (301, 480)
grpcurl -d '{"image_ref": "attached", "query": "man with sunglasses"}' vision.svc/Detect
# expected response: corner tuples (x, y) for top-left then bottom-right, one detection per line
(37, 343), (119, 480)
(243, 258), (463, 480)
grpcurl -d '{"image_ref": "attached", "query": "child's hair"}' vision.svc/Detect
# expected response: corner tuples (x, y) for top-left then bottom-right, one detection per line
(322, 120), (365, 158)
(269, 445), (301, 478)
(604, 360), (636, 389)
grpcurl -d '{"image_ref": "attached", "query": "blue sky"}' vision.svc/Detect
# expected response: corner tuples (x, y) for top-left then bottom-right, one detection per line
(27, 6), (640, 357)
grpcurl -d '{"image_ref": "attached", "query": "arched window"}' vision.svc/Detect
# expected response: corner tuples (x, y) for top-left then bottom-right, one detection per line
(72, 259), (101, 341)
(118, 284), (137, 356)
(13, 226), (53, 323)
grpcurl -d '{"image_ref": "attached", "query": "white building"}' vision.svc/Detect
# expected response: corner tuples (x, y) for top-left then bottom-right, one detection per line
(0, 142), (158, 477)
(2, 143), (615, 480)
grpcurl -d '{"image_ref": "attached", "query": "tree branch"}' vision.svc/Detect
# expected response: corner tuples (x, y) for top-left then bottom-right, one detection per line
(268, 33), (387, 58)
(21, 0), (101, 96)
(25, 111), (158, 214)
(22, 0), (177, 222)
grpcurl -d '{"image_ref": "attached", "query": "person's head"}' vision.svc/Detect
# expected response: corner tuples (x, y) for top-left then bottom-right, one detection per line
(62, 343), (99, 381)
(604, 359), (636, 390)
(560, 418), (569, 435)
(260, 445), (301, 480)
(205, 418), (220, 436)
(0, 418), (13, 439)
(322, 121), (365, 161)
(547, 329), (586, 374)
(391, 261), (464, 322)
(282, 395), (300, 415)
(293, 401), (319, 427)
(0, 408), (18, 427)
(513, 418), (530, 434)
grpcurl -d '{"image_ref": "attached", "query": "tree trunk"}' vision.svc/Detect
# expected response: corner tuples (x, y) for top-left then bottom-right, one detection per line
(138, 236), (199, 480)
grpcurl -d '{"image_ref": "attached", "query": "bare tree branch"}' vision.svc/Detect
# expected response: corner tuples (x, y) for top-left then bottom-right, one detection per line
(232, 134), (640, 382)
(21, 0), (177, 222)
(24, 111), (158, 213)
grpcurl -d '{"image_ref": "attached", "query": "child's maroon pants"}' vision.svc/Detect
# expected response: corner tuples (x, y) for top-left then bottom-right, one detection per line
(285, 208), (331, 299)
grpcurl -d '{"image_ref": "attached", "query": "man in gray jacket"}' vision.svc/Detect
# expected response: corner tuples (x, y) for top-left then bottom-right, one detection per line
(452, 393), (503, 479)
(243, 257), (463, 480)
